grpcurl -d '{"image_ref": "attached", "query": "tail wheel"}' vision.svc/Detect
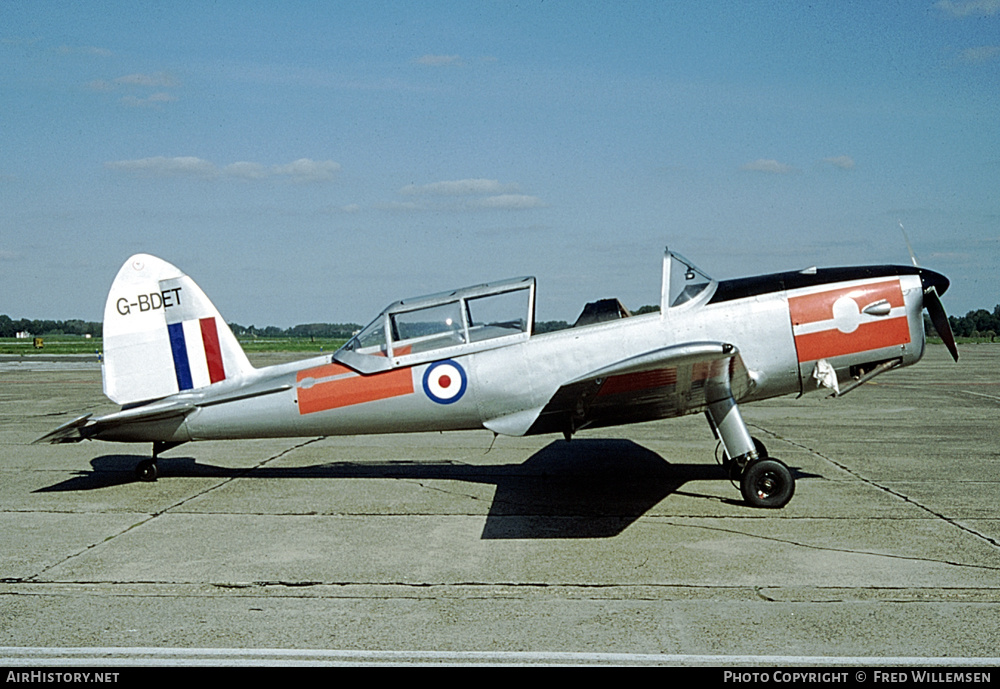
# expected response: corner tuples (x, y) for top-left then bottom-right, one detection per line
(740, 458), (794, 509)
(135, 459), (158, 482)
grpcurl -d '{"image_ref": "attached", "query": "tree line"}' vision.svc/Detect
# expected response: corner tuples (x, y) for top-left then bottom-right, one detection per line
(4, 306), (1000, 340)
(229, 322), (362, 339)
(0, 315), (363, 339)
(0, 315), (102, 337)
(944, 306), (1000, 340)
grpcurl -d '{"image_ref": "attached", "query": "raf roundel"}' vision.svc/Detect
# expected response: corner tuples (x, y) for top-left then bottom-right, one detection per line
(423, 360), (467, 405)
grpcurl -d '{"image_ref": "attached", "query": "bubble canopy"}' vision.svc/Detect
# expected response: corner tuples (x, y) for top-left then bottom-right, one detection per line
(335, 276), (535, 374)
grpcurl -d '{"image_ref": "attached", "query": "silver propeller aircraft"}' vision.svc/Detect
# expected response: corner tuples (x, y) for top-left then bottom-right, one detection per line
(38, 248), (957, 508)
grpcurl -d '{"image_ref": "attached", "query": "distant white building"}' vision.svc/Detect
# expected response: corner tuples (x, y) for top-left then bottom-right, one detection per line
(15, 331), (31, 339)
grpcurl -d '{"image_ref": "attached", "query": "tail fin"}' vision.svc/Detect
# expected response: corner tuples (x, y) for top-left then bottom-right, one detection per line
(102, 254), (254, 405)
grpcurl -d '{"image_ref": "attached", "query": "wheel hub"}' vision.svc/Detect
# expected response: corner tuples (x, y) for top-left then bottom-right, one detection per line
(756, 474), (777, 497)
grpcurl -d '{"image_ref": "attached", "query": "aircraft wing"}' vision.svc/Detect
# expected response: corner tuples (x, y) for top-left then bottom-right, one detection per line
(510, 342), (754, 437)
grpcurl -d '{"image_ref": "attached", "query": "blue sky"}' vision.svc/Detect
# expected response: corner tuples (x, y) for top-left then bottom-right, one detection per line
(2, 1), (998, 326)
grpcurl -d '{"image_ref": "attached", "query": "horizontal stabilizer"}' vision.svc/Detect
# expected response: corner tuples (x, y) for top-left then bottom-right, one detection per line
(33, 401), (194, 444)
(33, 414), (95, 444)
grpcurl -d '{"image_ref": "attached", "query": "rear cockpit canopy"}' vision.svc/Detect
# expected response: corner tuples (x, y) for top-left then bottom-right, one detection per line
(335, 276), (535, 373)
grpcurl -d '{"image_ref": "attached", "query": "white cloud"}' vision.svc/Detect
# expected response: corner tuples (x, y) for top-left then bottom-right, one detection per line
(959, 45), (1000, 64)
(377, 200), (427, 212)
(823, 155), (856, 170)
(414, 54), (463, 67)
(271, 158), (341, 182)
(935, 0), (1000, 17)
(105, 156), (217, 177)
(114, 72), (180, 88)
(223, 162), (269, 180)
(469, 194), (546, 210)
(121, 92), (178, 108)
(85, 79), (115, 92)
(741, 159), (797, 174)
(400, 178), (520, 196)
(394, 178), (542, 211)
(106, 156), (341, 182)
(58, 45), (113, 57)
(87, 72), (181, 107)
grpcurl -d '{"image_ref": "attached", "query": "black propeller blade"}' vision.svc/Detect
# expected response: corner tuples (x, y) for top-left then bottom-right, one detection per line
(900, 223), (958, 362)
(919, 268), (959, 362)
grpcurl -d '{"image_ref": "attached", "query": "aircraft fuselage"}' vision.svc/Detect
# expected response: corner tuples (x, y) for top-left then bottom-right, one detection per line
(94, 265), (933, 445)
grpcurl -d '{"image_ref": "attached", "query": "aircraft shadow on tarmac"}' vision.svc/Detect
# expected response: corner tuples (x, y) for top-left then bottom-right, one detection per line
(36, 439), (817, 539)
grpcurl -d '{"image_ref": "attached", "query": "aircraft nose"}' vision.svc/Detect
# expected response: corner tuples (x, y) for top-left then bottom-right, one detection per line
(918, 268), (950, 297)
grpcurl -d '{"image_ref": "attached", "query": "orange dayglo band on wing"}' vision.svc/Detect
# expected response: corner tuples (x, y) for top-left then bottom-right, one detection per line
(598, 368), (679, 396)
(596, 360), (726, 397)
(296, 362), (414, 414)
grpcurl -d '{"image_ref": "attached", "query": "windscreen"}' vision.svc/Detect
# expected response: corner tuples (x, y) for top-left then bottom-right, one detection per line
(669, 253), (713, 307)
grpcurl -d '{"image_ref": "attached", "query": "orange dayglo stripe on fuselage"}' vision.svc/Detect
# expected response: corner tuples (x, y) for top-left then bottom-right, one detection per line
(793, 317), (911, 362)
(788, 279), (910, 362)
(296, 362), (414, 414)
(788, 280), (905, 326)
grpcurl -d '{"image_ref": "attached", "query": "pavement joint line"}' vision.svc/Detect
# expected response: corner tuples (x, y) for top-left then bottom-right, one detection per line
(126, 436), (330, 520)
(5, 581), (1000, 605)
(653, 519), (1000, 572)
(186, 436), (327, 498)
(23, 515), (161, 583)
(960, 390), (1000, 402)
(748, 423), (1000, 552)
(21, 437), (326, 583)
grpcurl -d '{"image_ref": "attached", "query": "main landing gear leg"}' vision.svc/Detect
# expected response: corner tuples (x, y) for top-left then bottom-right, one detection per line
(706, 397), (794, 509)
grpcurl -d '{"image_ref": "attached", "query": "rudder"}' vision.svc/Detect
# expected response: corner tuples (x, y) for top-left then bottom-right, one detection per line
(102, 254), (254, 405)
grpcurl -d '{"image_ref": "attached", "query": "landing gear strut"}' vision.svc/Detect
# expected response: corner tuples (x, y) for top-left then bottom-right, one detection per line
(719, 436), (769, 479)
(706, 398), (795, 509)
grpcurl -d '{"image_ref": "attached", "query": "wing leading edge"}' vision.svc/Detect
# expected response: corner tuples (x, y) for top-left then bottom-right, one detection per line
(519, 342), (753, 438)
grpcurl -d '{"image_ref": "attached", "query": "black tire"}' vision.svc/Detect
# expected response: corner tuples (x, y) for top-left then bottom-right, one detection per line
(740, 458), (794, 508)
(135, 459), (158, 482)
